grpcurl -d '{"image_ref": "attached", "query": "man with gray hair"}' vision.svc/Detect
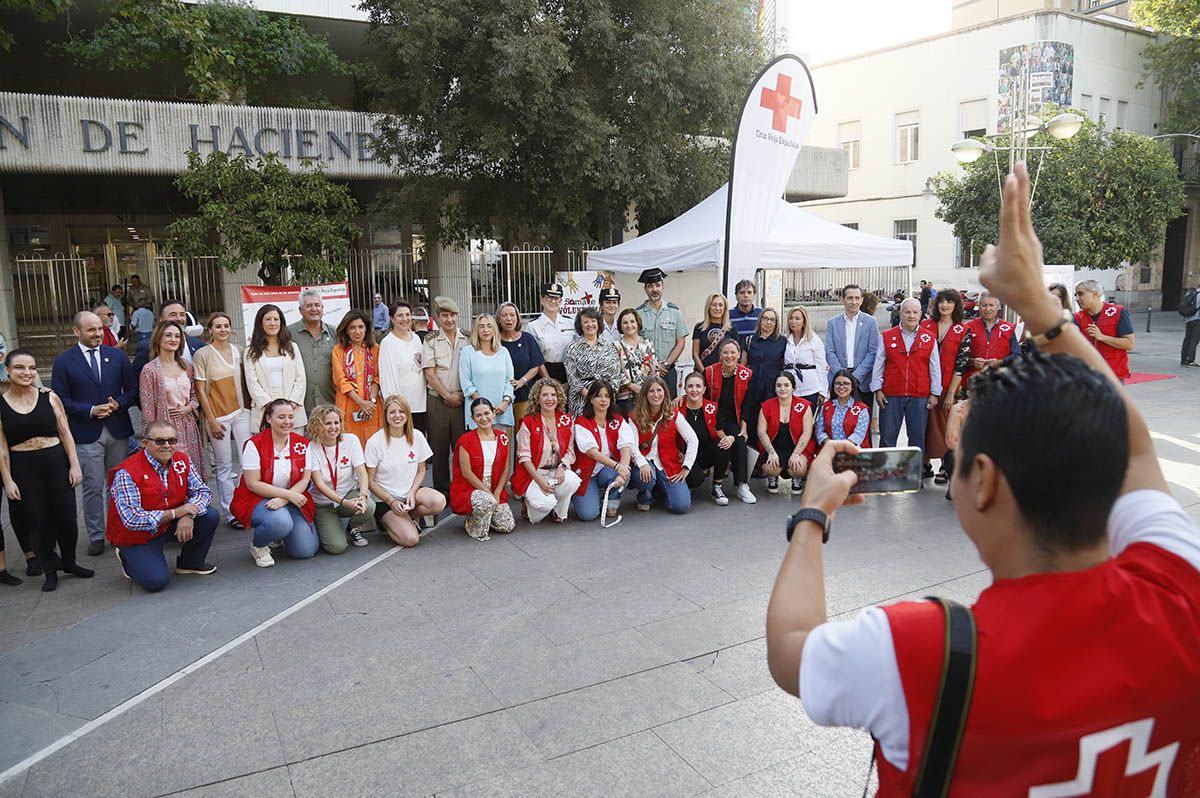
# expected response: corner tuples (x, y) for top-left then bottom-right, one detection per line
(288, 288), (338, 415)
(871, 298), (941, 459)
(1074, 279), (1134, 382)
(963, 290), (1020, 386)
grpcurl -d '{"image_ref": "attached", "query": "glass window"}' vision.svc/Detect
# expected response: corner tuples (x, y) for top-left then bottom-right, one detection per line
(896, 111), (919, 163)
(838, 121), (862, 169)
(894, 219), (917, 266)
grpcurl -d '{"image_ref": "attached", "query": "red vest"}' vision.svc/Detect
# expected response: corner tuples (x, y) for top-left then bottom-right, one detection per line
(704, 363), (753, 425)
(688, 401), (720, 441)
(759, 397), (815, 459)
(1075, 303), (1131, 380)
(572, 415), (624, 496)
(820, 400), (870, 447)
(921, 319), (969, 394)
(230, 430), (315, 528)
(105, 451), (192, 547)
(880, 326), (936, 397)
(449, 429), (510, 514)
(963, 318), (1017, 384)
(875, 543), (1200, 796)
(510, 411), (574, 497)
(634, 410), (685, 478)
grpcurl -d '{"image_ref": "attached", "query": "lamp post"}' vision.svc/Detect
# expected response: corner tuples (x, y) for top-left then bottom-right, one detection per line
(950, 112), (1084, 202)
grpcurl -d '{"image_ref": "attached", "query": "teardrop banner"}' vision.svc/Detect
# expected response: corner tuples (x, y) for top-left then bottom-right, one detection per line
(722, 54), (818, 295)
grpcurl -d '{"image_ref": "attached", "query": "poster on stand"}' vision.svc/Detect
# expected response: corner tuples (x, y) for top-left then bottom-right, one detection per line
(240, 282), (351, 345)
(555, 271), (615, 319)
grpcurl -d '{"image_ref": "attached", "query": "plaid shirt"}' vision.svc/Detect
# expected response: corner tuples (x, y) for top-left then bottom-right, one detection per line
(111, 450), (212, 532)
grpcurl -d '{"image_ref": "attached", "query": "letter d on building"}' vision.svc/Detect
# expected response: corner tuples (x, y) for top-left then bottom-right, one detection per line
(81, 119), (113, 153)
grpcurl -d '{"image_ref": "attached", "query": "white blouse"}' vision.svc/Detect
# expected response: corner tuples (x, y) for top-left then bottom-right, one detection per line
(784, 334), (829, 398)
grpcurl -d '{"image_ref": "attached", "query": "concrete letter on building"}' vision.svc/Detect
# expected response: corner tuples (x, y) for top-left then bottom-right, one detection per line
(117, 121), (149, 155)
(0, 115), (30, 150)
(355, 132), (375, 162)
(253, 127), (279, 156)
(296, 129), (318, 160)
(227, 126), (253, 156)
(81, 119), (113, 153)
(327, 131), (352, 161)
(189, 124), (221, 154)
(280, 128), (293, 158)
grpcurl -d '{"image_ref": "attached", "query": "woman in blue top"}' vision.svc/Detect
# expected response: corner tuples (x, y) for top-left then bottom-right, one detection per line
(459, 314), (516, 431)
(741, 307), (786, 436)
(497, 302), (545, 431)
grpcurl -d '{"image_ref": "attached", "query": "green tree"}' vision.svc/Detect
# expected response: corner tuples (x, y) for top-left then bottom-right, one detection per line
(933, 114), (1185, 270)
(1131, 0), (1200, 135)
(167, 151), (362, 286)
(61, 0), (348, 105)
(359, 0), (760, 248)
(0, 0), (70, 50)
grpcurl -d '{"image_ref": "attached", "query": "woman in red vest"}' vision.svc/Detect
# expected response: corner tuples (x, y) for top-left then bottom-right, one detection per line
(755, 371), (814, 494)
(230, 398), (318, 567)
(628, 376), (698, 513)
(703, 339), (756, 505)
(512, 378), (580, 524)
(450, 397), (513, 541)
(814, 369), (870, 449)
(680, 371), (739, 506)
(920, 289), (973, 484)
(570, 380), (635, 522)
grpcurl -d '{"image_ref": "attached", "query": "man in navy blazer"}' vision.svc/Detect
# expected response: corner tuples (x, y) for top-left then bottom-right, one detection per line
(132, 299), (206, 373)
(824, 284), (882, 403)
(51, 310), (139, 556)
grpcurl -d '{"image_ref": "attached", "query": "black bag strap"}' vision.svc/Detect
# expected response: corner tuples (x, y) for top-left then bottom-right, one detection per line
(912, 597), (978, 798)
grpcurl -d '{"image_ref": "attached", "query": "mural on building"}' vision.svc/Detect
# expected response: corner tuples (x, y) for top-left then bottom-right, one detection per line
(997, 41), (1074, 132)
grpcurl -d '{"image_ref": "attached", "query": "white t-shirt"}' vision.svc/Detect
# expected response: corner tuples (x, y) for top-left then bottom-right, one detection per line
(305, 434), (366, 505)
(378, 332), (427, 413)
(241, 440), (300, 489)
(798, 489), (1200, 771)
(480, 439), (497, 477)
(262, 355), (286, 396)
(364, 428), (433, 500)
(572, 418), (637, 460)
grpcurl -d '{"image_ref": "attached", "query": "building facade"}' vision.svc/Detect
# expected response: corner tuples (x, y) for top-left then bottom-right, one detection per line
(798, 8), (1200, 310)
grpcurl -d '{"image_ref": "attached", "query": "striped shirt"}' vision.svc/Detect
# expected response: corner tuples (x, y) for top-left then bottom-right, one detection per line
(111, 450), (212, 532)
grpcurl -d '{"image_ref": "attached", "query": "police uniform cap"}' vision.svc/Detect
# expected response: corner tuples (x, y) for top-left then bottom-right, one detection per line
(599, 287), (621, 303)
(541, 282), (565, 298)
(638, 267), (667, 284)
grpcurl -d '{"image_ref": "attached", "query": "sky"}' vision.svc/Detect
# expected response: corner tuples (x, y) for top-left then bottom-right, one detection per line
(783, 0), (952, 65)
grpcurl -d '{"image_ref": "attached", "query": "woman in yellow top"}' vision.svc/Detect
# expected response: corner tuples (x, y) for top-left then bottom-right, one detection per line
(332, 310), (382, 447)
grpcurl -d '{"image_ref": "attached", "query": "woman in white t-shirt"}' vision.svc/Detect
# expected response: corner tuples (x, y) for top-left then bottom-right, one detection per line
(306, 405), (376, 554)
(378, 301), (427, 432)
(365, 394), (445, 547)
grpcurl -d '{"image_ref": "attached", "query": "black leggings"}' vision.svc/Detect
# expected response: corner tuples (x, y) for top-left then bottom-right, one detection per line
(687, 424), (749, 488)
(8, 446), (79, 567)
(0, 493), (33, 554)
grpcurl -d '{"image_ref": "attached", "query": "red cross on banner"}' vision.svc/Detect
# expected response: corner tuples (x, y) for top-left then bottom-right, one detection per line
(760, 73), (803, 133)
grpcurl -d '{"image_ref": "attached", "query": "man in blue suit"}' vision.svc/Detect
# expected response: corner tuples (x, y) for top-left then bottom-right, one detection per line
(824, 284), (881, 404)
(132, 299), (206, 373)
(52, 311), (139, 556)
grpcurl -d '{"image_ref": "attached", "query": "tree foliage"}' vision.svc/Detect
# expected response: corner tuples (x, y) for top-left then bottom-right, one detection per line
(933, 113), (1185, 270)
(359, 0), (761, 247)
(0, 0), (70, 50)
(167, 151), (362, 286)
(61, 0), (347, 104)
(1130, 0), (1200, 134)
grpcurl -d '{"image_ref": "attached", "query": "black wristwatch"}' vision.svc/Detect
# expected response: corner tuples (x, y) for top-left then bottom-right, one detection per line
(787, 507), (831, 544)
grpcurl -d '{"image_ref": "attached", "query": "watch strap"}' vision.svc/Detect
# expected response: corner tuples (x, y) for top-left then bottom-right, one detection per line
(787, 508), (830, 543)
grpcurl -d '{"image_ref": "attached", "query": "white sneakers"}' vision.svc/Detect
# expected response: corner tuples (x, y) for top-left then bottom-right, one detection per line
(711, 485), (730, 506)
(249, 545), (275, 568)
(736, 483), (757, 504)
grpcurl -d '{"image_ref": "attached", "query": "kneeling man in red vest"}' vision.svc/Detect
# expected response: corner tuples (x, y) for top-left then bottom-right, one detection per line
(107, 420), (219, 592)
(869, 298), (941, 458)
(767, 165), (1200, 795)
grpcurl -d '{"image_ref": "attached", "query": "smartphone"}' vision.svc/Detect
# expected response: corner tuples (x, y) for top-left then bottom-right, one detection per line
(351, 410), (365, 422)
(833, 446), (923, 495)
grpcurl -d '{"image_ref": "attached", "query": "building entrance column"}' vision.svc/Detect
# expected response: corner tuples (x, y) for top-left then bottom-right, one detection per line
(0, 188), (18, 348)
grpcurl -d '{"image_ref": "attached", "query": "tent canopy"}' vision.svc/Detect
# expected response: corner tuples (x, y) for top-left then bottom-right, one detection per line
(587, 183), (912, 273)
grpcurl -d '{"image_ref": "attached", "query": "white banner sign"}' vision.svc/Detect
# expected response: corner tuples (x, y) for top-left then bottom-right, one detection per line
(724, 55), (817, 293)
(555, 270), (615, 318)
(240, 282), (351, 345)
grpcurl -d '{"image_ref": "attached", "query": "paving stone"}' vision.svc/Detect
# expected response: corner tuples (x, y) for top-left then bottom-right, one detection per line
(527, 582), (703, 645)
(167, 767), (296, 798)
(288, 713), (542, 798)
(636, 596), (767, 661)
(0, 700), (86, 775)
(685, 637), (775, 700)
(504, 662), (732, 758)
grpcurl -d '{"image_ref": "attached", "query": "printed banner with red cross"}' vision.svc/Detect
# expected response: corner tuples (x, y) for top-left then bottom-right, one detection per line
(240, 282), (351, 345)
(723, 54), (817, 294)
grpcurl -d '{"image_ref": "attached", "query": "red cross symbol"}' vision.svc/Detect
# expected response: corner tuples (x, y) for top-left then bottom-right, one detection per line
(760, 73), (803, 133)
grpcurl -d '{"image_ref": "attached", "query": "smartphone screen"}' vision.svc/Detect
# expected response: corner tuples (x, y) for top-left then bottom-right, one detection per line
(832, 446), (923, 495)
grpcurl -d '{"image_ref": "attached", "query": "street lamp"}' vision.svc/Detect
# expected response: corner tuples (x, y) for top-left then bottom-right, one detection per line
(949, 112), (1084, 201)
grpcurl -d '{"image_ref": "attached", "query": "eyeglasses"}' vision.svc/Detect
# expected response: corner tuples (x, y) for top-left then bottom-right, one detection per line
(147, 437), (178, 446)
(833, 382), (853, 388)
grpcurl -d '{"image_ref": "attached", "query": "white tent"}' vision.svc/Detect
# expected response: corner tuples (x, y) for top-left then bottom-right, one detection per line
(587, 183), (912, 273)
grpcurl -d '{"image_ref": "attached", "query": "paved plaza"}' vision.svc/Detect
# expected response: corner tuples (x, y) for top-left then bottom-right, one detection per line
(0, 314), (1196, 798)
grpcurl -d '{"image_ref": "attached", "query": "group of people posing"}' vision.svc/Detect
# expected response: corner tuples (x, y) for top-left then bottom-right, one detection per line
(0, 268), (1133, 594)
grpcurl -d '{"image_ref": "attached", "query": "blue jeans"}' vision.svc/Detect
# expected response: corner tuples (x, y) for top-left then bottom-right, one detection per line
(118, 508), (218, 593)
(631, 463), (691, 514)
(250, 502), (319, 559)
(571, 465), (623, 522)
(879, 395), (929, 456)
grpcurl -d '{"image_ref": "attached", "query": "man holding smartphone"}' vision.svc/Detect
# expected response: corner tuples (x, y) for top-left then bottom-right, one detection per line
(869, 298), (941, 462)
(767, 163), (1200, 795)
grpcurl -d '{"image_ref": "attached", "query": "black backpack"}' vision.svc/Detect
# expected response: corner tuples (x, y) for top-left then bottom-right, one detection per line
(1180, 288), (1199, 317)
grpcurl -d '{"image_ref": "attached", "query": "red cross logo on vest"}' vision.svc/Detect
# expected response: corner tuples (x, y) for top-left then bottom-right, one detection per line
(1027, 718), (1177, 797)
(172, 460), (187, 475)
(557, 414), (571, 428)
(293, 442), (307, 456)
(760, 73), (803, 133)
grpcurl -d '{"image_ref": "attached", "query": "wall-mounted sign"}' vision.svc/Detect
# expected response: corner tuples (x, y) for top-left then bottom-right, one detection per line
(0, 92), (397, 180)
